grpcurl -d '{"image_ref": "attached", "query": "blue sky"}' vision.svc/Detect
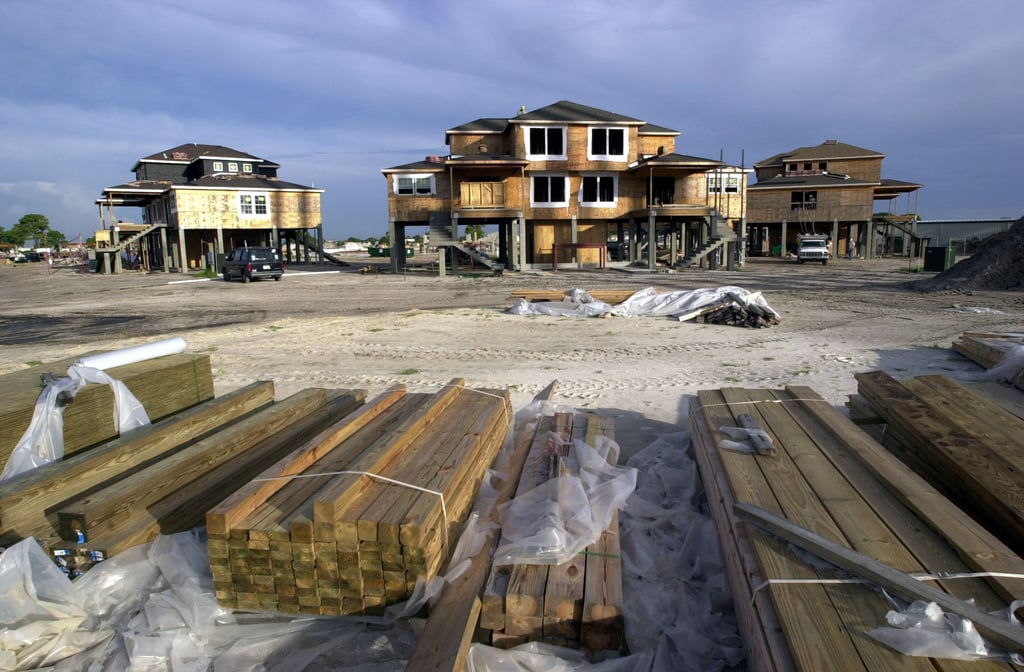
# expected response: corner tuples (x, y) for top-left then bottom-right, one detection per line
(1, 0), (1021, 242)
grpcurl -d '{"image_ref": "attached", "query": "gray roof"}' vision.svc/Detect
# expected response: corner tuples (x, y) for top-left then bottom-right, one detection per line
(748, 173), (879, 190)
(755, 141), (884, 167)
(137, 143), (270, 164)
(632, 153), (723, 169)
(446, 118), (509, 134)
(638, 123), (679, 135)
(512, 100), (646, 125)
(181, 175), (318, 191)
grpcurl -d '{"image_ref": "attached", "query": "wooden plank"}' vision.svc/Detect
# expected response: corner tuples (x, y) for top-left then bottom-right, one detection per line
(717, 387), (921, 672)
(57, 388), (330, 542)
(0, 380), (274, 544)
(856, 370), (1024, 558)
(310, 379), (467, 544)
(0, 352), (215, 466)
(405, 381), (558, 672)
(735, 501), (1024, 655)
(693, 389), (885, 672)
(690, 390), (793, 672)
(82, 390), (365, 557)
(206, 384), (406, 536)
(787, 384), (1024, 608)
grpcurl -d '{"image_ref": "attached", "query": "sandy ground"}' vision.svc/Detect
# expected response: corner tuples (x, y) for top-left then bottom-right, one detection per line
(2, 255), (1022, 460)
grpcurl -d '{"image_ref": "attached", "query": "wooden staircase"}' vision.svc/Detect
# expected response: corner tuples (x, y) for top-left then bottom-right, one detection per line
(428, 211), (501, 271)
(95, 222), (165, 254)
(676, 227), (737, 269)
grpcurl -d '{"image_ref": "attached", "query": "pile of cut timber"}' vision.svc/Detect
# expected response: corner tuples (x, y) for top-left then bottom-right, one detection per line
(683, 293), (780, 328)
(478, 411), (623, 652)
(0, 352), (215, 468)
(952, 332), (1024, 391)
(206, 380), (512, 616)
(691, 385), (1024, 671)
(851, 371), (1024, 559)
(0, 381), (367, 576)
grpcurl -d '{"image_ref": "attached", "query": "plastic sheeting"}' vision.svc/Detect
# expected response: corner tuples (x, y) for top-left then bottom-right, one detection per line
(0, 338), (186, 482)
(508, 286), (779, 321)
(0, 400), (747, 671)
(494, 436), (637, 566)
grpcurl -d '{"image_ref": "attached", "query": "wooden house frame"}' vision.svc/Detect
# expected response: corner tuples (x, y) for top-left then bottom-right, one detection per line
(96, 144), (324, 273)
(746, 140), (922, 258)
(382, 101), (751, 273)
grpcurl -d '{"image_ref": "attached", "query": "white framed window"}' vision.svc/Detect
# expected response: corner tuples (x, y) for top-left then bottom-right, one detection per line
(394, 174), (435, 195)
(531, 174), (568, 207)
(708, 175), (741, 194)
(239, 192), (270, 218)
(228, 162), (239, 172)
(580, 174), (617, 206)
(588, 127), (627, 160)
(243, 163), (253, 173)
(213, 161), (223, 172)
(525, 126), (566, 160)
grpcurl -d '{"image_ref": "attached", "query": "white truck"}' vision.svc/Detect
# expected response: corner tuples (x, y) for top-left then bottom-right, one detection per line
(796, 234), (831, 265)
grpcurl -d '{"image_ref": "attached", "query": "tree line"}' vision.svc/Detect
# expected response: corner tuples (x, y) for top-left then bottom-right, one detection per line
(1, 214), (68, 249)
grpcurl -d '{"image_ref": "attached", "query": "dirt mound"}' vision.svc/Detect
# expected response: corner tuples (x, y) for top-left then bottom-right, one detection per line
(913, 217), (1024, 292)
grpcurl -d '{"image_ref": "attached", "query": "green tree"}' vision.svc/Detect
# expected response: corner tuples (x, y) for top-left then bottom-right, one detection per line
(14, 214), (50, 247)
(465, 225), (484, 241)
(0, 226), (19, 246)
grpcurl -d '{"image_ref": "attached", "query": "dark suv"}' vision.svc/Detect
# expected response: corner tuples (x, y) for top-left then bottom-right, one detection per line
(222, 246), (284, 282)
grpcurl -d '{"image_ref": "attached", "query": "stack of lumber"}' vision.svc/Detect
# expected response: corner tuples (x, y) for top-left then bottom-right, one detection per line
(850, 371), (1024, 560)
(206, 379), (512, 616)
(952, 332), (1024, 391)
(477, 410), (623, 652)
(0, 352), (215, 468)
(691, 385), (1024, 671)
(0, 381), (276, 550)
(510, 289), (642, 305)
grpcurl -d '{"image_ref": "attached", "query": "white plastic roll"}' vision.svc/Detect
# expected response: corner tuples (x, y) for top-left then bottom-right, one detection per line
(74, 337), (187, 371)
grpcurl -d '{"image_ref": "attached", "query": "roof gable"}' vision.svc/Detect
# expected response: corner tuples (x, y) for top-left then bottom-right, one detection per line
(138, 143), (267, 164)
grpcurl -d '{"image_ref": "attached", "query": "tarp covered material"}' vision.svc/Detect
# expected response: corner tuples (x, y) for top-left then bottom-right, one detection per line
(0, 402), (744, 671)
(508, 286), (779, 321)
(0, 338), (187, 482)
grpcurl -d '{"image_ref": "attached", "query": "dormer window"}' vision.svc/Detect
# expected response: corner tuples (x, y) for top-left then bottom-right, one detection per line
(228, 162), (239, 172)
(243, 163), (253, 173)
(213, 161), (224, 172)
(525, 127), (566, 160)
(588, 127), (627, 161)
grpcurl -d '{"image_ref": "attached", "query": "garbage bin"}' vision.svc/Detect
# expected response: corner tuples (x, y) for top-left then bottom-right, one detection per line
(923, 246), (955, 272)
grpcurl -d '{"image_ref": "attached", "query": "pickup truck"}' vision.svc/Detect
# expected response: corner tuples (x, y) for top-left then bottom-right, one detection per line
(796, 235), (830, 265)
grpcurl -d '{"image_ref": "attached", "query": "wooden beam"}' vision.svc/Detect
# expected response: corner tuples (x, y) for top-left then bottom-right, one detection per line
(405, 381), (557, 672)
(735, 501), (1024, 654)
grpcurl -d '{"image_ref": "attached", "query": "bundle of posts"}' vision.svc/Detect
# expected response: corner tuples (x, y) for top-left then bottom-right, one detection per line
(478, 411), (624, 652)
(206, 379), (512, 616)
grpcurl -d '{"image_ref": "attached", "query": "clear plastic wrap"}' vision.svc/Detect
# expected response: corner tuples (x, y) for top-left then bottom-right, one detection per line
(493, 436), (637, 566)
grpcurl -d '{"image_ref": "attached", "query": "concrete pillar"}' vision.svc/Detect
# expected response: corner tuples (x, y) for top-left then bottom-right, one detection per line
(831, 219), (839, 260)
(177, 226), (187, 271)
(160, 226), (170, 273)
(780, 219), (788, 258)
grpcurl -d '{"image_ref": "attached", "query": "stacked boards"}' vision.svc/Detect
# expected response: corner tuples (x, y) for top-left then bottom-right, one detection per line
(851, 371), (1024, 560)
(952, 332), (1024, 391)
(478, 411), (624, 652)
(691, 385), (1024, 671)
(206, 379), (512, 616)
(0, 352), (215, 467)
